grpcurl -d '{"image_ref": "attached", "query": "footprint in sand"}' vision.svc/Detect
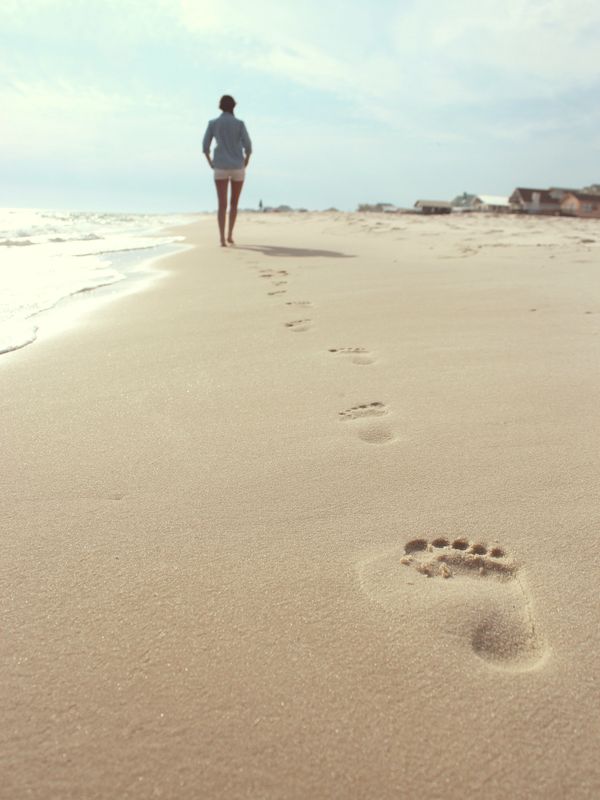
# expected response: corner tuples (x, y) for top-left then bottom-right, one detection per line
(286, 300), (312, 308)
(285, 319), (312, 332)
(268, 289), (287, 296)
(329, 346), (376, 366)
(339, 402), (394, 444)
(260, 269), (288, 279)
(358, 537), (548, 671)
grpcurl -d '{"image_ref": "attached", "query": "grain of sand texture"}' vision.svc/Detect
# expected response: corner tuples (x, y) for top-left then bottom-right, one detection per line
(2, 212), (600, 799)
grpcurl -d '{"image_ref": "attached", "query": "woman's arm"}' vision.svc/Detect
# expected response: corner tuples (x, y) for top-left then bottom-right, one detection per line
(241, 122), (252, 167)
(202, 121), (214, 167)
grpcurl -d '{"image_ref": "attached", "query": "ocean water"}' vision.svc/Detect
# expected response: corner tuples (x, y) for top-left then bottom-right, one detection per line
(0, 207), (194, 356)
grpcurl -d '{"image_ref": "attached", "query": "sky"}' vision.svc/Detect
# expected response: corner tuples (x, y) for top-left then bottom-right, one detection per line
(1, 0), (600, 212)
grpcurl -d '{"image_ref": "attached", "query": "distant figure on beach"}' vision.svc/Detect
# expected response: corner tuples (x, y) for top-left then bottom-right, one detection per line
(203, 95), (252, 247)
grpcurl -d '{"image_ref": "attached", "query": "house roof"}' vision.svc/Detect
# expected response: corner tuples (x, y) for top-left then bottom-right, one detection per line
(510, 186), (560, 208)
(414, 200), (452, 208)
(475, 195), (510, 206)
(561, 191), (600, 203)
(511, 188), (560, 204)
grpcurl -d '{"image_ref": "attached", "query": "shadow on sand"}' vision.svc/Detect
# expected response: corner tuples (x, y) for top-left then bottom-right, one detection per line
(236, 244), (355, 259)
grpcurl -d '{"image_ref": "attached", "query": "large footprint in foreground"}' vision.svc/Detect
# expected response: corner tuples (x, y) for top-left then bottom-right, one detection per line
(358, 537), (548, 671)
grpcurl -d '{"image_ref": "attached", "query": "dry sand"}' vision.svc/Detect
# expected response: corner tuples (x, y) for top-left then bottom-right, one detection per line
(2, 211), (600, 799)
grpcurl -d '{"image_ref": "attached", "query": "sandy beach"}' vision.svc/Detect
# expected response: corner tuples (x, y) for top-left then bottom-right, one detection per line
(2, 210), (600, 799)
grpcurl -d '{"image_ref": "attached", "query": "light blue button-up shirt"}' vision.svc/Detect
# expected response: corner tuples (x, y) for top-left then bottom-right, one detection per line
(202, 112), (252, 169)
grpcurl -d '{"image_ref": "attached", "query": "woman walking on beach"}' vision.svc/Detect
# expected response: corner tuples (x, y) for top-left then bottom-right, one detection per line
(203, 95), (252, 246)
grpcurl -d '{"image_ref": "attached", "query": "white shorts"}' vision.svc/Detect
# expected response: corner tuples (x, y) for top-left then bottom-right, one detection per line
(213, 167), (245, 182)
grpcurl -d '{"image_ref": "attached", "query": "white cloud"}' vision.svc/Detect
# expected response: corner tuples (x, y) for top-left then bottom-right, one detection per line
(173, 0), (600, 109)
(175, 1), (399, 100)
(0, 0), (57, 17)
(393, 0), (600, 88)
(0, 75), (195, 165)
(8, 1), (599, 126)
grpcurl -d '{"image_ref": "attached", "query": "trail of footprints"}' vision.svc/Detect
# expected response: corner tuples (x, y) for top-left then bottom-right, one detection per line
(260, 268), (289, 297)
(260, 268), (288, 279)
(246, 251), (549, 671)
(250, 256), (391, 443)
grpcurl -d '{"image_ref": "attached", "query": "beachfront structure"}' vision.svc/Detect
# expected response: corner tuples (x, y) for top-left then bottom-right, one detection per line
(414, 200), (452, 215)
(451, 192), (477, 208)
(509, 188), (561, 215)
(357, 203), (399, 212)
(471, 195), (510, 212)
(560, 191), (600, 219)
(548, 187), (580, 201)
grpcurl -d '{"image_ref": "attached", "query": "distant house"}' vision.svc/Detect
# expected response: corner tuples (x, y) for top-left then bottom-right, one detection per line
(548, 187), (580, 201)
(452, 192), (477, 208)
(471, 195), (511, 212)
(509, 188), (561, 215)
(414, 200), (452, 215)
(357, 203), (398, 212)
(560, 191), (600, 219)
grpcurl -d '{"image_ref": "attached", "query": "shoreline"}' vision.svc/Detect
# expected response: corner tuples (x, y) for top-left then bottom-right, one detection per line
(2, 211), (599, 799)
(0, 231), (196, 364)
(0, 208), (202, 361)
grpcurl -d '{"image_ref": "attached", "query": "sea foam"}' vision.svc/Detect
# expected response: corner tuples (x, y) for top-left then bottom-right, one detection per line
(0, 208), (194, 355)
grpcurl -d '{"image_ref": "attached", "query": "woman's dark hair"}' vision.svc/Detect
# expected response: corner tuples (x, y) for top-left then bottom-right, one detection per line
(219, 95), (236, 113)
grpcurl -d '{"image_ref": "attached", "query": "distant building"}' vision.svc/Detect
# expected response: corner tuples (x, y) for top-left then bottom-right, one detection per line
(357, 203), (397, 212)
(547, 187), (579, 201)
(509, 188), (561, 215)
(471, 195), (511, 212)
(560, 191), (600, 219)
(414, 200), (452, 215)
(452, 192), (477, 208)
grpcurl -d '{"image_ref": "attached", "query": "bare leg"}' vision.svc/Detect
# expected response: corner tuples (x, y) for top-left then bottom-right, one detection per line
(227, 179), (244, 244)
(215, 179), (229, 246)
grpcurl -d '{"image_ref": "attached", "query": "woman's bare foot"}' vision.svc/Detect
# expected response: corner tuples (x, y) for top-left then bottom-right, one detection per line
(220, 239), (227, 247)
(227, 236), (235, 245)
